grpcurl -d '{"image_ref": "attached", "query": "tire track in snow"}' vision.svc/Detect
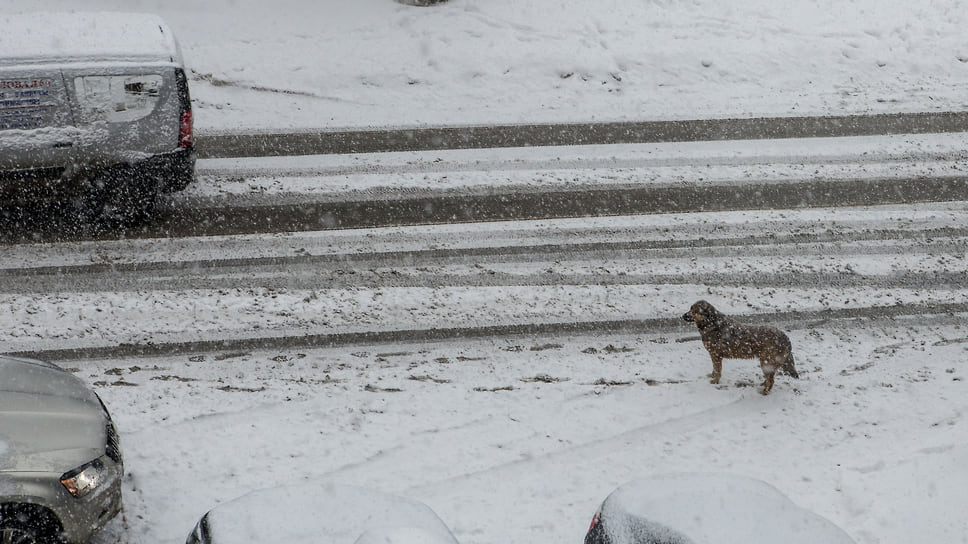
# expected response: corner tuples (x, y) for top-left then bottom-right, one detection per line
(0, 229), (964, 292)
(4, 269), (965, 293)
(193, 112), (968, 158)
(401, 393), (756, 496)
(9, 302), (968, 363)
(310, 378), (753, 502)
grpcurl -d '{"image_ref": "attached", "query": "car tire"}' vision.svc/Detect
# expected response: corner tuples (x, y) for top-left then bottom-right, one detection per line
(1, 522), (43, 544)
(0, 507), (62, 544)
(85, 164), (160, 228)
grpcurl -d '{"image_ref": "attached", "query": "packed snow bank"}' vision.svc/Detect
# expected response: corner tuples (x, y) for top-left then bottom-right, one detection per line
(7, 0), (968, 130)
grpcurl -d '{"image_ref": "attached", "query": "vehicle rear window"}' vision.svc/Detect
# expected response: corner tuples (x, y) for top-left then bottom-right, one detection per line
(74, 74), (163, 123)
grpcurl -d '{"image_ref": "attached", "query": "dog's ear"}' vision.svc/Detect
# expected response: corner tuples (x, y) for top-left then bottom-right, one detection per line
(694, 300), (720, 322)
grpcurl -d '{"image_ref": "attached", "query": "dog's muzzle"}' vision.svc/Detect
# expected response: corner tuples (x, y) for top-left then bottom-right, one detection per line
(682, 312), (694, 322)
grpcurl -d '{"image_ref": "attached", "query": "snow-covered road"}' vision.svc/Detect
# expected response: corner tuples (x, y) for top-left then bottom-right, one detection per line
(1, 135), (966, 544)
(3, 195), (967, 357)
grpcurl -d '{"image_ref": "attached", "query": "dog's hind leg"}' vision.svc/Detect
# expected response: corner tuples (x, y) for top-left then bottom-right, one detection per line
(782, 352), (799, 378)
(708, 355), (723, 384)
(760, 371), (775, 395)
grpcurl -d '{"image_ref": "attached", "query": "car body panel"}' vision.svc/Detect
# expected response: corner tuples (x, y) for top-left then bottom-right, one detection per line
(0, 392), (104, 473)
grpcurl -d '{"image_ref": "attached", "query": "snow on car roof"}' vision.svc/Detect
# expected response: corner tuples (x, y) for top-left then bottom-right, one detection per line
(201, 484), (459, 544)
(0, 12), (182, 67)
(603, 473), (857, 544)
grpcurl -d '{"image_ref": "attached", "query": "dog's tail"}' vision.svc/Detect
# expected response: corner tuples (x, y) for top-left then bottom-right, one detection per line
(782, 352), (799, 379)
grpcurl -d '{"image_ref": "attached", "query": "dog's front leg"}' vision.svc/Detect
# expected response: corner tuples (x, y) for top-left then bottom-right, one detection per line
(708, 356), (723, 384)
(760, 362), (776, 395)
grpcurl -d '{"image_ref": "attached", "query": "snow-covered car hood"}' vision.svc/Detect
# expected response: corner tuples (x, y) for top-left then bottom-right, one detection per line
(192, 484), (459, 544)
(0, 356), (106, 473)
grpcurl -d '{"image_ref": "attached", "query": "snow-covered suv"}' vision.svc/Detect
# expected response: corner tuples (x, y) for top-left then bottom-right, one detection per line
(0, 12), (195, 225)
(0, 355), (124, 544)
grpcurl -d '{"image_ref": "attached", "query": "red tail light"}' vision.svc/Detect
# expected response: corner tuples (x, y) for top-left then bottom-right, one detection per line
(179, 109), (193, 148)
(587, 511), (601, 534)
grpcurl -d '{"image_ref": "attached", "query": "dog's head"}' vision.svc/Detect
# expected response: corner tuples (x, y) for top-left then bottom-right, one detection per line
(682, 300), (719, 327)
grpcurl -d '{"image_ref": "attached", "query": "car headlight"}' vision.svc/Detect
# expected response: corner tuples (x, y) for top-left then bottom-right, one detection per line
(60, 458), (106, 498)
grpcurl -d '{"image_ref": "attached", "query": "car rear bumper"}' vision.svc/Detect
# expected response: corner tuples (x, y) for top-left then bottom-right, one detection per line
(133, 145), (196, 193)
(0, 145), (195, 204)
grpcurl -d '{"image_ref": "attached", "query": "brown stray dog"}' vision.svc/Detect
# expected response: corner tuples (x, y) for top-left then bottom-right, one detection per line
(682, 300), (799, 395)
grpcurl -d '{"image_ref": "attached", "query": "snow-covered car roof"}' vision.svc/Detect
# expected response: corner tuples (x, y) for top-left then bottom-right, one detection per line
(597, 473), (856, 544)
(0, 12), (183, 67)
(190, 484), (460, 544)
